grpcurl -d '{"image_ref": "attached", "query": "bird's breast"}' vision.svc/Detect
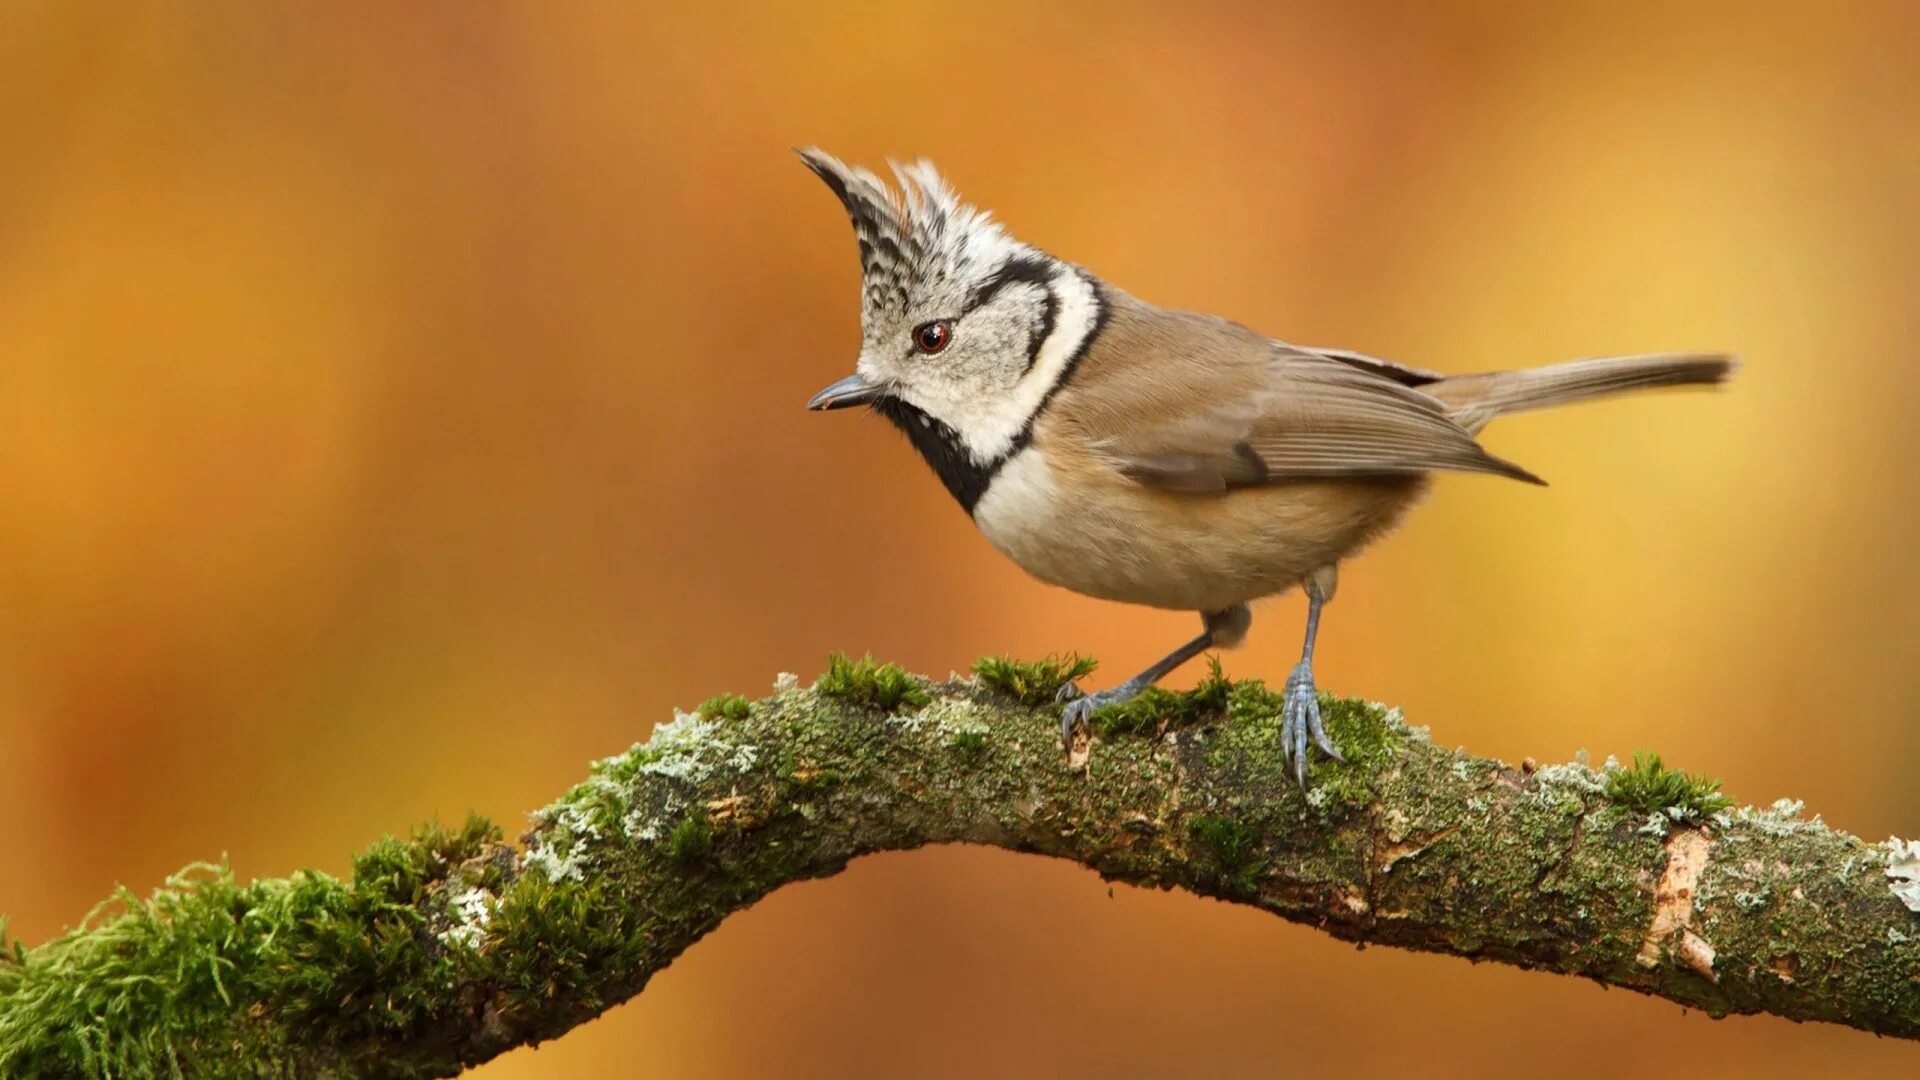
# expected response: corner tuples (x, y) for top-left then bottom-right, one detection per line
(971, 446), (1426, 612)
(971, 448), (1064, 562)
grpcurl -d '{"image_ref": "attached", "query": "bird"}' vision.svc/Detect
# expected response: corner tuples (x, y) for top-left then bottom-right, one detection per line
(797, 147), (1733, 784)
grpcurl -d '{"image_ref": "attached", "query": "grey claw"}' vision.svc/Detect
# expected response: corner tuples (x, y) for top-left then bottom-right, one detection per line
(1060, 696), (1094, 748)
(1281, 660), (1341, 786)
(1057, 680), (1146, 751)
(1316, 728), (1345, 762)
(1055, 680), (1084, 704)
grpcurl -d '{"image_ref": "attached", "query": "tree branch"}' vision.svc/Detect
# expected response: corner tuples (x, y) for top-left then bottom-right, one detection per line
(4, 658), (1919, 1077)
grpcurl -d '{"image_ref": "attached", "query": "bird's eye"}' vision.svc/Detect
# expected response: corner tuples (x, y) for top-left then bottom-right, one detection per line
(912, 321), (952, 354)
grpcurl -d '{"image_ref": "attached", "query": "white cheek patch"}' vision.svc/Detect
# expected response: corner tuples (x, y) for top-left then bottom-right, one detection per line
(907, 266), (1101, 465)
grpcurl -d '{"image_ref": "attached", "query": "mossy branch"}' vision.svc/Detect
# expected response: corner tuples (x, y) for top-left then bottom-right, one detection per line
(5, 658), (1920, 1077)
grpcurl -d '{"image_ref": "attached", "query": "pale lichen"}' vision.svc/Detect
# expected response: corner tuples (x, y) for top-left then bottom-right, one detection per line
(523, 792), (611, 882)
(911, 697), (992, 739)
(438, 885), (495, 950)
(1884, 838), (1920, 913)
(637, 711), (759, 785)
(1368, 701), (1425, 741)
(527, 710), (763, 867)
(1533, 757), (1610, 798)
(621, 710), (760, 842)
(1735, 798), (1823, 838)
(886, 708), (933, 732)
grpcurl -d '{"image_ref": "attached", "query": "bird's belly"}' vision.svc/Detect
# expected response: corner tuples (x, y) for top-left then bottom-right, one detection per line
(972, 450), (1424, 612)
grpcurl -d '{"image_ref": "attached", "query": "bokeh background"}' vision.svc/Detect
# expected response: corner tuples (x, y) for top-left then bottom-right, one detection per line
(3, 1), (1918, 1075)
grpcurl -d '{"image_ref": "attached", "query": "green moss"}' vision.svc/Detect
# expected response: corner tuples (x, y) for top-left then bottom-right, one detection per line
(1188, 684), (1405, 808)
(1299, 695), (1409, 805)
(1170, 657), (1236, 724)
(816, 652), (931, 712)
(1313, 696), (1403, 768)
(1604, 751), (1732, 821)
(479, 873), (651, 1021)
(696, 694), (753, 721)
(971, 653), (1099, 707)
(0, 815), (508, 1077)
(666, 812), (714, 865)
(0, 866), (253, 1075)
(947, 728), (989, 760)
(254, 875), (450, 1046)
(1188, 814), (1269, 895)
(1090, 659), (1234, 738)
(352, 814), (502, 905)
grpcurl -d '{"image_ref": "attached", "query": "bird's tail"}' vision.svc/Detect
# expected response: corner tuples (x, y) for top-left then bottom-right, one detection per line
(1431, 353), (1736, 433)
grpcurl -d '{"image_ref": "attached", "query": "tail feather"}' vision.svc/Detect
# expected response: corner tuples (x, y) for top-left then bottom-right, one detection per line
(1432, 353), (1736, 433)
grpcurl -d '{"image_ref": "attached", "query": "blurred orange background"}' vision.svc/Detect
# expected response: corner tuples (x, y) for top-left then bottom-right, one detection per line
(3, 1), (1918, 1075)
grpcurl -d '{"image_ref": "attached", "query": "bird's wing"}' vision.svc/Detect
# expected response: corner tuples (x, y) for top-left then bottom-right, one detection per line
(1073, 334), (1540, 492)
(1303, 346), (1446, 387)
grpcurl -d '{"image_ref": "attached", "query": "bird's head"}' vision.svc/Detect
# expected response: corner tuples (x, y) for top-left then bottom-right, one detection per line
(798, 148), (1103, 467)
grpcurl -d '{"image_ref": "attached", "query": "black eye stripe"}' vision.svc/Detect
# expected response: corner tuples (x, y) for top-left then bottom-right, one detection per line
(898, 256), (1057, 362)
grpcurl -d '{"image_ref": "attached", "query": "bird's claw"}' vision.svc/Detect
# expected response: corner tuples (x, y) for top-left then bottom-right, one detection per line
(1060, 696), (1094, 749)
(1058, 682), (1141, 750)
(1279, 660), (1343, 786)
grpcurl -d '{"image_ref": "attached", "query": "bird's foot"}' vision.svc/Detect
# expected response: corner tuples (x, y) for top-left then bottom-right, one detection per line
(1057, 679), (1145, 749)
(1280, 659), (1343, 786)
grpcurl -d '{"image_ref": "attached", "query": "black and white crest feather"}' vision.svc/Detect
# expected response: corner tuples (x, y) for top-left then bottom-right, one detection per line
(797, 147), (1023, 331)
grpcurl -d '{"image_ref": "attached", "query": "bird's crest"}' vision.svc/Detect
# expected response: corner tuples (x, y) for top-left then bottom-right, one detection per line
(796, 147), (1022, 325)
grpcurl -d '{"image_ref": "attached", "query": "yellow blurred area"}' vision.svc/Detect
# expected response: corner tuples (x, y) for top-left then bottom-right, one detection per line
(3, 1), (1918, 1074)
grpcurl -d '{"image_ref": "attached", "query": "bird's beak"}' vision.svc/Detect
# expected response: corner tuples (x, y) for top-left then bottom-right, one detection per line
(807, 372), (884, 411)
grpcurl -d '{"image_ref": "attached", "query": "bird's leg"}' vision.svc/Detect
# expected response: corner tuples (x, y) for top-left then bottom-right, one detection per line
(1056, 631), (1209, 748)
(1280, 567), (1343, 786)
(1057, 606), (1248, 749)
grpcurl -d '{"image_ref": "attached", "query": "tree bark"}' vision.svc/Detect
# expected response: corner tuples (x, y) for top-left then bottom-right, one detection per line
(3, 666), (1918, 1077)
